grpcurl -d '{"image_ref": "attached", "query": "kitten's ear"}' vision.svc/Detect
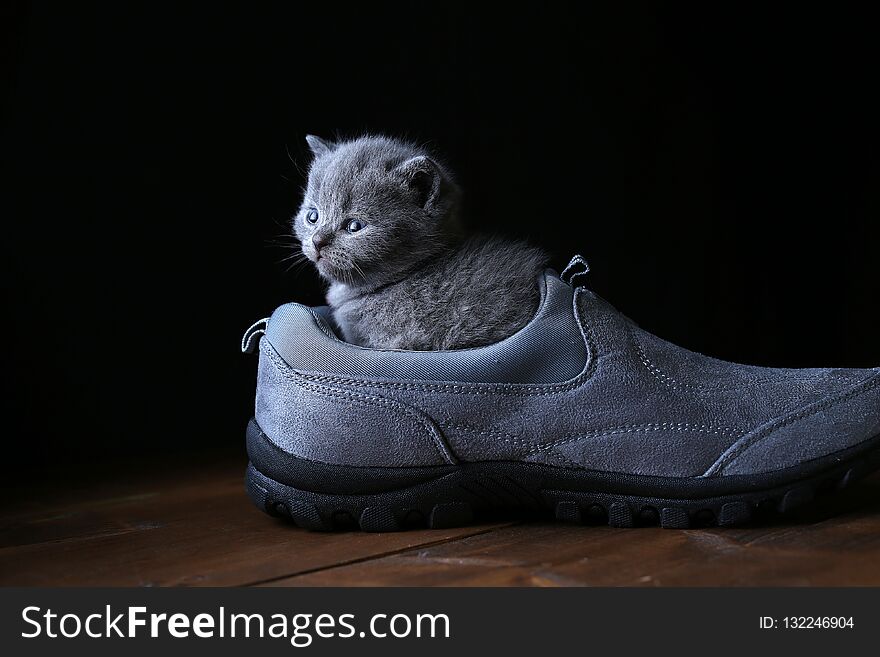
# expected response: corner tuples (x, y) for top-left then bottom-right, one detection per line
(392, 156), (443, 211)
(305, 134), (333, 158)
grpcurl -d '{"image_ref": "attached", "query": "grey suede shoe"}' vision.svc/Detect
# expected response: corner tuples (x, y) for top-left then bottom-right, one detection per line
(242, 256), (880, 530)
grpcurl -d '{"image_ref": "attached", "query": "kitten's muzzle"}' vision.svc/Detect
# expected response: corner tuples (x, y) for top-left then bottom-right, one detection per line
(312, 233), (331, 255)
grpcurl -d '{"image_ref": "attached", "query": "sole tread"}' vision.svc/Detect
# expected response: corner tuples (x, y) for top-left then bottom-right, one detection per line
(359, 506), (400, 532)
(718, 501), (751, 526)
(429, 502), (474, 529)
(608, 502), (634, 528)
(245, 421), (880, 532)
(778, 486), (814, 513)
(660, 507), (690, 529)
(554, 501), (582, 523)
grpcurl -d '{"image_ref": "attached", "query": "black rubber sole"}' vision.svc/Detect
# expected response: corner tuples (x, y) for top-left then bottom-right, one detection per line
(245, 418), (880, 532)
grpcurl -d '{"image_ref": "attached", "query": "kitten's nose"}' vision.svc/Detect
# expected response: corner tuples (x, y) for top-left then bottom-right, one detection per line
(312, 233), (330, 253)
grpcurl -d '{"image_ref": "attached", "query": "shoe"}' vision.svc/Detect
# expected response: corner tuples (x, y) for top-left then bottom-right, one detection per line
(241, 256), (880, 530)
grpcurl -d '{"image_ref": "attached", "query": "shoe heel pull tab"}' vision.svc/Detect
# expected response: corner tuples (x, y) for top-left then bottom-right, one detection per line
(241, 318), (269, 354)
(561, 254), (590, 288)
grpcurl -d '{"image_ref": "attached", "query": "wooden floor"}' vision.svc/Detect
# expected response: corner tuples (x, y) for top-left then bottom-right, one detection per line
(2, 453), (879, 587)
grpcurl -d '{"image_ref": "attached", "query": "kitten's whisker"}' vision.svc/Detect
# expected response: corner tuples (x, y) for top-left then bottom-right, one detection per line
(271, 216), (297, 232)
(284, 257), (313, 275)
(267, 231), (300, 242)
(347, 258), (366, 281)
(277, 252), (307, 264)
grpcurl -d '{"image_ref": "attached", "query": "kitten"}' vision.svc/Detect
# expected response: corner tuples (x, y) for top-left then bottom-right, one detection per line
(293, 134), (548, 351)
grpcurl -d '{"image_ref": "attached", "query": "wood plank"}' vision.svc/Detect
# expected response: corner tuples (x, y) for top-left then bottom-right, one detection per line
(0, 464), (242, 548)
(0, 458), (514, 586)
(0, 450), (246, 526)
(264, 473), (880, 587)
(5, 453), (878, 587)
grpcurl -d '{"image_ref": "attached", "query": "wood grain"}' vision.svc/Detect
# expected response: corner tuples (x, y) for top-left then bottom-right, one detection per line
(266, 473), (880, 587)
(0, 458), (513, 586)
(2, 457), (877, 587)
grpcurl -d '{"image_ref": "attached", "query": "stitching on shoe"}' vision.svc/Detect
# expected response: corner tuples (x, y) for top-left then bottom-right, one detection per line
(706, 371), (880, 475)
(626, 322), (792, 393)
(437, 420), (530, 446)
(263, 343), (457, 465)
(294, 288), (598, 396)
(441, 419), (745, 455)
(525, 422), (743, 456)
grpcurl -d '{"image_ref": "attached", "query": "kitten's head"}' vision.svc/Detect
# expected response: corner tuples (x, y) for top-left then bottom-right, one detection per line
(294, 134), (460, 287)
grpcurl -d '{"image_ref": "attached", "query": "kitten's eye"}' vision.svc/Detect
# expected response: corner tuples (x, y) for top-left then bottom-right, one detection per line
(346, 219), (365, 233)
(305, 208), (319, 224)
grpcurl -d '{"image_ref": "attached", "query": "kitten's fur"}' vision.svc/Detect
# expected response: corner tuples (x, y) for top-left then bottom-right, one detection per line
(294, 134), (547, 350)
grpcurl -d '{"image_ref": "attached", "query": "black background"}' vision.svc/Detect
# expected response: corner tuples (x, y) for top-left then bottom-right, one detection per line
(2, 3), (878, 470)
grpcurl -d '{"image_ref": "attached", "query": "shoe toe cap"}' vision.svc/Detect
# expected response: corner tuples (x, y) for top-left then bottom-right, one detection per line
(709, 368), (880, 476)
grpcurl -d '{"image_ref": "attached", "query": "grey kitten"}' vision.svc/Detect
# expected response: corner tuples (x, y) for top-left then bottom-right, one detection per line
(293, 134), (547, 350)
